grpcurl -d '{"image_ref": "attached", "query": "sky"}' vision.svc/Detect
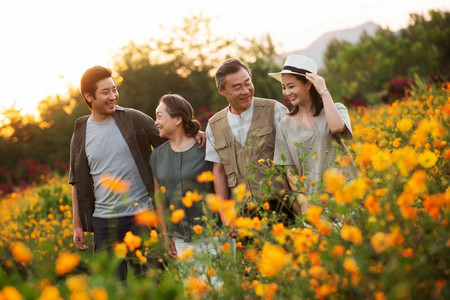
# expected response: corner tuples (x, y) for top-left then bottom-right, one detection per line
(0, 0), (448, 117)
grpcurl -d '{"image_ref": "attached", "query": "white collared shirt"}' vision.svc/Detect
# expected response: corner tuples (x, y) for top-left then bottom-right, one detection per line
(205, 98), (288, 163)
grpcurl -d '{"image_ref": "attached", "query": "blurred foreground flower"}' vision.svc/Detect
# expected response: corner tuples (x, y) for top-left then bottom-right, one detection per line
(10, 242), (32, 265)
(123, 231), (142, 251)
(135, 210), (158, 227)
(113, 243), (128, 258)
(197, 171), (214, 182)
(257, 243), (290, 277)
(170, 209), (185, 224)
(55, 252), (80, 276)
(99, 174), (130, 194)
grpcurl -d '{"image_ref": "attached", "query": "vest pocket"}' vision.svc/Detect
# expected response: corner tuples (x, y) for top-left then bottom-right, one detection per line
(214, 140), (231, 165)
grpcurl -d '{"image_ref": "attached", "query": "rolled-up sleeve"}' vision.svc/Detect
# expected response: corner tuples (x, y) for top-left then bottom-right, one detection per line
(204, 123), (221, 163)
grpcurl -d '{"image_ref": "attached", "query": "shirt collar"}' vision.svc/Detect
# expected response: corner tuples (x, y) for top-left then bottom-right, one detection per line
(227, 97), (254, 119)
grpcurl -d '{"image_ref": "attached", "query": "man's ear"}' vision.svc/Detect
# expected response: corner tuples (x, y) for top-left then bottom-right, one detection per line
(218, 87), (226, 97)
(83, 92), (93, 103)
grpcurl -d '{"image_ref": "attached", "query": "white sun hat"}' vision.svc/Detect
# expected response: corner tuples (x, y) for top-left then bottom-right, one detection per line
(269, 55), (318, 82)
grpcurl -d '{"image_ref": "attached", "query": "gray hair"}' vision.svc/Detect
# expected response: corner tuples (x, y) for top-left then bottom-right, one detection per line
(215, 59), (252, 90)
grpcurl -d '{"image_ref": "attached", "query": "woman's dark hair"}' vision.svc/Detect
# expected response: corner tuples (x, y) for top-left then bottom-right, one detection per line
(80, 66), (112, 108)
(288, 74), (323, 117)
(160, 94), (200, 137)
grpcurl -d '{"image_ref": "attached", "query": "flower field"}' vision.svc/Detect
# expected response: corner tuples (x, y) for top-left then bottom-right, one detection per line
(1, 82), (449, 299)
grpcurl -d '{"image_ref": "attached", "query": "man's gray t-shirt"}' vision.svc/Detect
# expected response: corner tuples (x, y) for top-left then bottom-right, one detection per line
(85, 116), (152, 218)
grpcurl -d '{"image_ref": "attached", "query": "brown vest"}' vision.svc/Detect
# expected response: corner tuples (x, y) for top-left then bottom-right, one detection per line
(209, 97), (284, 201)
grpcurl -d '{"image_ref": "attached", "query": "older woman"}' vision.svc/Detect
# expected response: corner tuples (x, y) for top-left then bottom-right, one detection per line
(150, 94), (214, 257)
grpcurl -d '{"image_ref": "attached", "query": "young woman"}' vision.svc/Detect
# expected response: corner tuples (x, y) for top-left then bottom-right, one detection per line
(269, 55), (358, 206)
(150, 94), (214, 257)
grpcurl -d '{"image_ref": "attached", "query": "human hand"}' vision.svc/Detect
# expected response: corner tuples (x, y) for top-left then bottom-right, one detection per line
(305, 73), (328, 96)
(195, 130), (206, 148)
(164, 236), (178, 258)
(73, 227), (88, 251)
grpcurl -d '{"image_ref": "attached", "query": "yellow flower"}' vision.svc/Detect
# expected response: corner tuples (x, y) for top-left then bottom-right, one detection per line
(221, 200), (237, 226)
(340, 225), (363, 245)
(205, 194), (221, 213)
(134, 210), (158, 227)
(123, 231), (142, 251)
(372, 149), (393, 171)
(55, 252), (80, 276)
(193, 225), (203, 234)
(234, 184), (249, 202)
(371, 232), (392, 254)
(179, 248), (194, 260)
(66, 275), (87, 292)
(98, 174), (130, 194)
(257, 243), (289, 277)
(170, 209), (185, 224)
(418, 149), (438, 168)
(197, 170), (214, 182)
(393, 146), (418, 176)
(258, 158), (265, 164)
(150, 230), (158, 243)
(10, 242), (32, 265)
(113, 243), (128, 258)
(397, 118), (413, 132)
(306, 205), (322, 225)
(0, 286), (22, 300)
(182, 190), (203, 208)
(323, 168), (346, 193)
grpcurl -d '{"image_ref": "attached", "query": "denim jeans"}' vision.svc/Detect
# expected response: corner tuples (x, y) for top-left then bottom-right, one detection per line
(92, 216), (152, 281)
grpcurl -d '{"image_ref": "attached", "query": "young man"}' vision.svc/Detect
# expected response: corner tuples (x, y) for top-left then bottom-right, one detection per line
(205, 59), (288, 209)
(69, 66), (206, 279)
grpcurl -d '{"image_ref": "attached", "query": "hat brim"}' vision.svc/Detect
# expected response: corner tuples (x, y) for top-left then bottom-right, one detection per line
(268, 70), (307, 83)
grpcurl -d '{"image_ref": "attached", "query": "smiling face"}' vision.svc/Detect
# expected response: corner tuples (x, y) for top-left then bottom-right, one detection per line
(218, 67), (254, 115)
(155, 102), (180, 138)
(85, 77), (118, 122)
(281, 73), (312, 108)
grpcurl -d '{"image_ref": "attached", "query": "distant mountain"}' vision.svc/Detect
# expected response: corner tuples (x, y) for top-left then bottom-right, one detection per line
(284, 21), (380, 69)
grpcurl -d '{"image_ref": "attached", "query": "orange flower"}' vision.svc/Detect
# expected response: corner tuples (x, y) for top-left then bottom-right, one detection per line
(220, 242), (231, 253)
(123, 231), (142, 251)
(135, 250), (147, 264)
(402, 248), (414, 258)
(221, 200), (237, 226)
(99, 174), (130, 194)
(306, 205), (322, 225)
(372, 149), (393, 171)
(193, 225), (203, 234)
(0, 286), (22, 300)
(39, 286), (63, 300)
(244, 248), (259, 262)
(272, 223), (285, 236)
(316, 219), (332, 236)
(113, 243), (128, 258)
(10, 242), (32, 265)
(185, 276), (208, 296)
(182, 190), (203, 208)
(55, 252), (80, 276)
(331, 245), (345, 257)
(257, 242), (289, 277)
(135, 210), (158, 227)
(364, 194), (382, 215)
(236, 242), (243, 249)
(343, 257), (359, 274)
(371, 232), (392, 254)
(340, 225), (363, 245)
(90, 288), (108, 300)
(170, 209), (185, 224)
(389, 227), (404, 246)
(197, 171), (214, 182)
(423, 194), (445, 219)
(263, 202), (270, 210)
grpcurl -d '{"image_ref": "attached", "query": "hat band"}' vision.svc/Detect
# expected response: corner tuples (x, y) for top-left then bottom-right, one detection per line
(283, 66), (309, 74)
